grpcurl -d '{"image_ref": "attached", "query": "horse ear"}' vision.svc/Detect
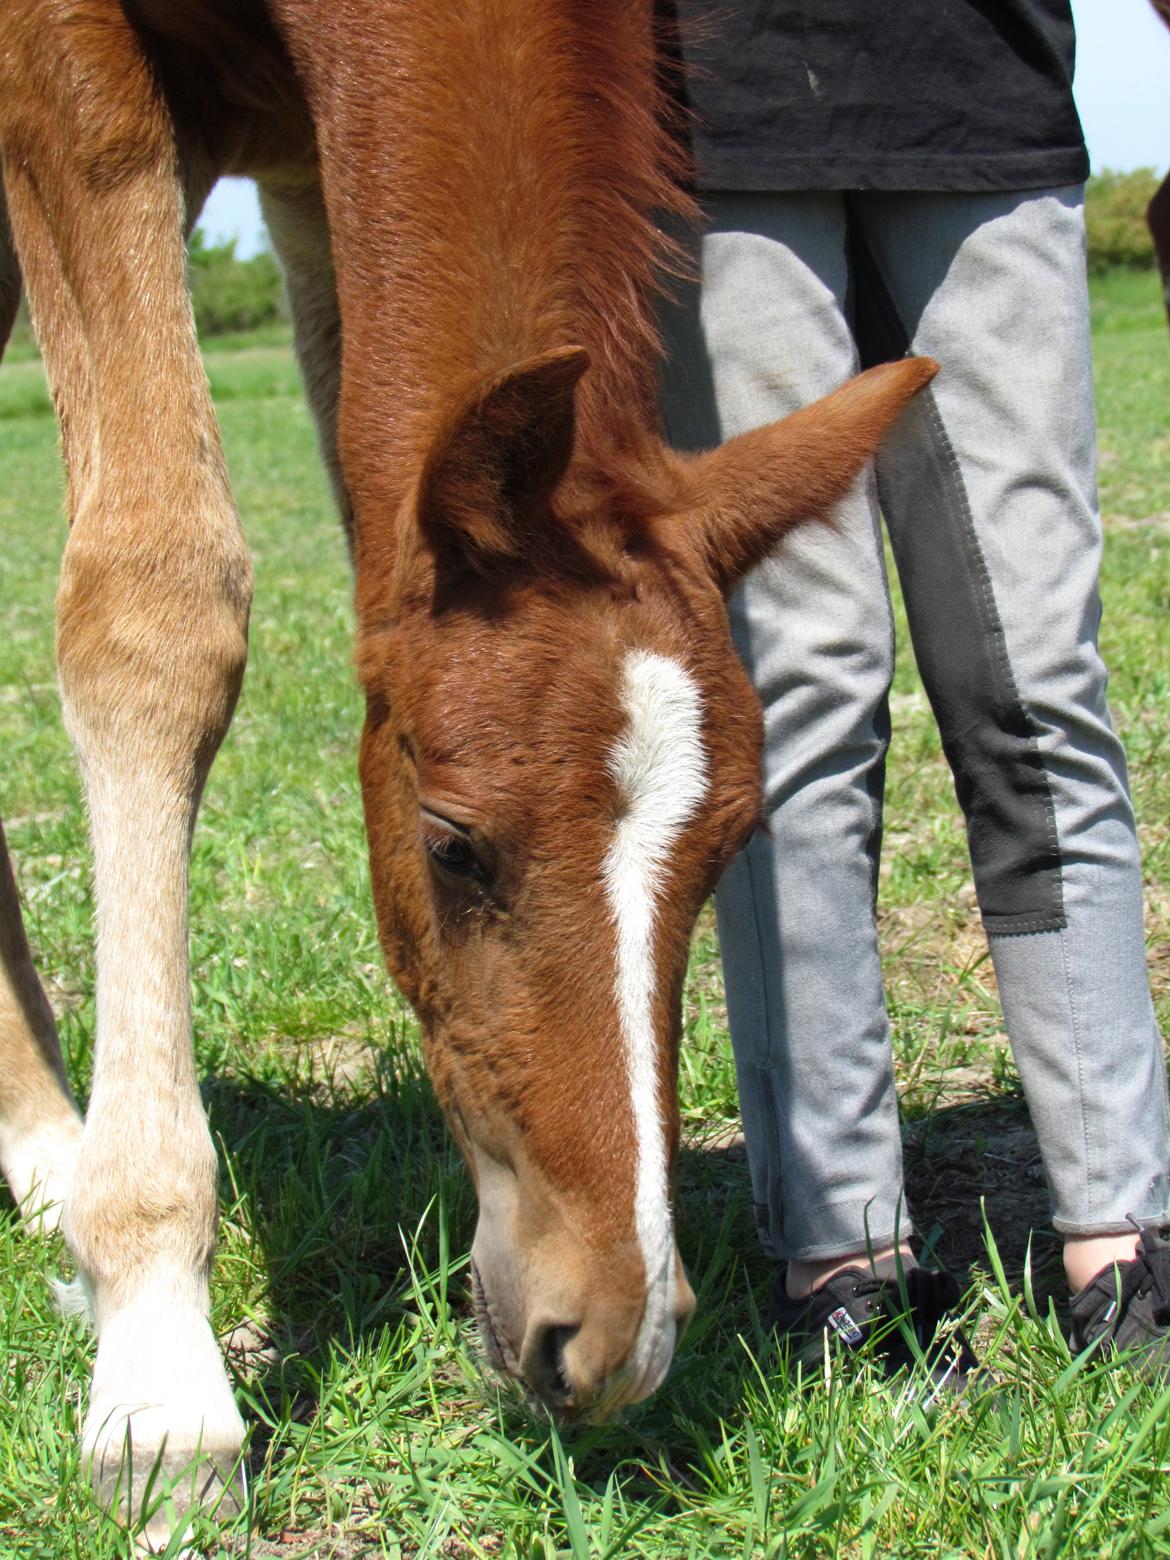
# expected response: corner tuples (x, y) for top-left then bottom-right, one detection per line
(417, 345), (589, 571)
(687, 358), (939, 593)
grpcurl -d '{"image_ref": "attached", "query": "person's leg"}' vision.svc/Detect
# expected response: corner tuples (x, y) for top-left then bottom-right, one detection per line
(660, 193), (913, 1287)
(853, 187), (1170, 1292)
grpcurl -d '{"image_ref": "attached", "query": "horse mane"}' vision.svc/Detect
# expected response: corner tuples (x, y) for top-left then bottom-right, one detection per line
(521, 5), (698, 447)
(313, 0), (697, 513)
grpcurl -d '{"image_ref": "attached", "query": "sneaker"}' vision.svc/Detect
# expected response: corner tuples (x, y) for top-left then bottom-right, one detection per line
(768, 1259), (979, 1397)
(1069, 1225), (1170, 1380)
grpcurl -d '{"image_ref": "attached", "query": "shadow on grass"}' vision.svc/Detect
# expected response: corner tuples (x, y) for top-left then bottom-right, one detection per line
(902, 1092), (1059, 1304)
(197, 1064), (1058, 1505)
(202, 1059), (470, 1480)
(200, 1063), (774, 1498)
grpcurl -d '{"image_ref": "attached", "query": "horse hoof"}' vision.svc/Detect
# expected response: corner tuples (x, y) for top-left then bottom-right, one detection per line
(83, 1307), (247, 1551)
(89, 1432), (247, 1552)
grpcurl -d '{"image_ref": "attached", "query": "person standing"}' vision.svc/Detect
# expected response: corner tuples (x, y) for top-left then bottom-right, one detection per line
(659, 0), (1170, 1379)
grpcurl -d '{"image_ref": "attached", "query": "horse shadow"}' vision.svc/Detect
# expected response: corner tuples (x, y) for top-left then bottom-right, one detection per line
(199, 1057), (1056, 1499)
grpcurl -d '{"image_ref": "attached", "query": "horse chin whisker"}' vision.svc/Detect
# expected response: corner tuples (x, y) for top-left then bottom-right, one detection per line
(583, 1387), (629, 1427)
(469, 1259), (520, 1380)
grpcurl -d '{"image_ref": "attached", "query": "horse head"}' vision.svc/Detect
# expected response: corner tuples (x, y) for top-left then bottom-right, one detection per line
(356, 345), (935, 1419)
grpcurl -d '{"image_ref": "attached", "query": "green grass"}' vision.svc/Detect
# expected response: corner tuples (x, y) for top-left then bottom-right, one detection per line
(1, 269), (1169, 1558)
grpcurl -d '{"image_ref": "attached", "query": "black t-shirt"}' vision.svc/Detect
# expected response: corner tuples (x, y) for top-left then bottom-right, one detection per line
(662, 0), (1090, 192)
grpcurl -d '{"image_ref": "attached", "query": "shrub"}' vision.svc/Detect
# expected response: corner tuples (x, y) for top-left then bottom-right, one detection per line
(1084, 168), (1162, 275)
(187, 229), (287, 337)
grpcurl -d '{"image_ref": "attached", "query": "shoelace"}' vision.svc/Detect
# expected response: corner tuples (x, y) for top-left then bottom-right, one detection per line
(1116, 1228), (1170, 1328)
(848, 1267), (961, 1361)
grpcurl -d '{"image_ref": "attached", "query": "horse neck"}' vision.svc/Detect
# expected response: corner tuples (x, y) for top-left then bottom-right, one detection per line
(288, 0), (687, 518)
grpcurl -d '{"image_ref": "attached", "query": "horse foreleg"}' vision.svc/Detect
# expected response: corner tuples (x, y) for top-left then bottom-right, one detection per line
(0, 819), (84, 1231)
(0, 183), (21, 363)
(2, 8), (251, 1544)
(59, 591), (250, 1543)
(259, 177), (353, 545)
(0, 49), (84, 1241)
(1148, 172), (1170, 341)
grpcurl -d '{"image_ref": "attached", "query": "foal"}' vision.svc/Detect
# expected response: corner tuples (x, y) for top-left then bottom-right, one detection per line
(0, 0), (933, 1541)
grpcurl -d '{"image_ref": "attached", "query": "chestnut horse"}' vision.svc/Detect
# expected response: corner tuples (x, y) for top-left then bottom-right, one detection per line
(0, 0), (932, 1543)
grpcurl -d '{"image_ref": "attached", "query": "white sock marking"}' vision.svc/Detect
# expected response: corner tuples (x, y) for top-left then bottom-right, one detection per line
(0, 1117), (83, 1235)
(82, 1271), (245, 1472)
(602, 649), (707, 1395)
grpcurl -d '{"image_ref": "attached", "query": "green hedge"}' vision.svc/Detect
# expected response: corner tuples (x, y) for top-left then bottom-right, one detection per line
(187, 229), (287, 337)
(1085, 168), (1162, 275)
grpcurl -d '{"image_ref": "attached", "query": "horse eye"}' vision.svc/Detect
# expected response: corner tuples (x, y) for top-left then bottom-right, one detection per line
(421, 814), (490, 885)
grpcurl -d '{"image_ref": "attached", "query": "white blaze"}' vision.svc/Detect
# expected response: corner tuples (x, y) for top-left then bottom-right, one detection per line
(602, 649), (708, 1394)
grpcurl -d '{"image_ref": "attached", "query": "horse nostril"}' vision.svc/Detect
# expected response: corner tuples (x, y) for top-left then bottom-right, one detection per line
(531, 1322), (579, 1406)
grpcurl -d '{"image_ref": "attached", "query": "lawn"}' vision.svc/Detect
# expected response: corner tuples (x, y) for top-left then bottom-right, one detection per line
(1, 265), (1168, 1558)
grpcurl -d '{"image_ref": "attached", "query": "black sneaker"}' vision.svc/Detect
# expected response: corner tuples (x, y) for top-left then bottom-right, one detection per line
(769, 1260), (979, 1398)
(1069, 1226), (1170, 1380)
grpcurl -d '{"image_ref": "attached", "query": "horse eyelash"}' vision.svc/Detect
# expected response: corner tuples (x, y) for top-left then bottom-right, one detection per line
(422, 821), (489, 882)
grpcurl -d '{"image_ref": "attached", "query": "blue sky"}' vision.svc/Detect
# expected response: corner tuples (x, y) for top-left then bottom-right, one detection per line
(201, 0), (1170, 255)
